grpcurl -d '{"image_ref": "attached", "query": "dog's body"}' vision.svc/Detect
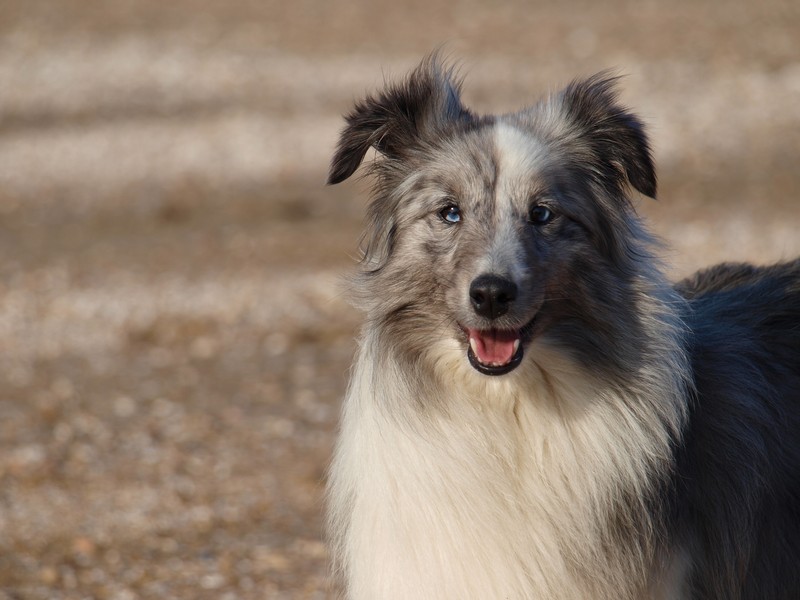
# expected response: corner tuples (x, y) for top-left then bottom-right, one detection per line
(326, 56), (800, 599)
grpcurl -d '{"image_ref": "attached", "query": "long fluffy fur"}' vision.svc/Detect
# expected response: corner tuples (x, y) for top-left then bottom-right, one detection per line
(326, 55), (800, 599)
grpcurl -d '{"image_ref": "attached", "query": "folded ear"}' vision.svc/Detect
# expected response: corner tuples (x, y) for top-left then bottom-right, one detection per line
(560, 73), (657, 199)
(327, 56), (472, 184)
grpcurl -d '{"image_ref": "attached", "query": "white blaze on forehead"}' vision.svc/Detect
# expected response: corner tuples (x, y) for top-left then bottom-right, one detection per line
(493, 121), (549, 181)
(475, 122), (548, 279)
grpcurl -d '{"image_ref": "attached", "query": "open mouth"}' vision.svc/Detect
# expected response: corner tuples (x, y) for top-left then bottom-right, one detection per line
(463, 326), (528, 376)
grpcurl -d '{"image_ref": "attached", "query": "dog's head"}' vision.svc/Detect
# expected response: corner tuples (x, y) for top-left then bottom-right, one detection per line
(329, 56), (658, 380)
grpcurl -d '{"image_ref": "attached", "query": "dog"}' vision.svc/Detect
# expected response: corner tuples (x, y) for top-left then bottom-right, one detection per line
(325, 55), (800, 599)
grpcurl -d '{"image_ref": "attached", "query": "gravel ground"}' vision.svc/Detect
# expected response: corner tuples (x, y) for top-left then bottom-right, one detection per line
(0, 1), (798, 598)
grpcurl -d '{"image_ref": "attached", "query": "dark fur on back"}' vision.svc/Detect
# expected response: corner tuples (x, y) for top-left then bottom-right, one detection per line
(676, 259), (800, 598)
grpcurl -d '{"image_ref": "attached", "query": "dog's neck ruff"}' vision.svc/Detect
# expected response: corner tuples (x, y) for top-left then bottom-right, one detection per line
(327, 320), (687, 600)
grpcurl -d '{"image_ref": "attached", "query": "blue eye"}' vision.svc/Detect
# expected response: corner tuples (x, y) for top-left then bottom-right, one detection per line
(439, 204), (461, 224)
(529, 205), (554, 225)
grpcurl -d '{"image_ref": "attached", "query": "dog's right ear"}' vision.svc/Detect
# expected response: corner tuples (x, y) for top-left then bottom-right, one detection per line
(327, 57), (471, 184)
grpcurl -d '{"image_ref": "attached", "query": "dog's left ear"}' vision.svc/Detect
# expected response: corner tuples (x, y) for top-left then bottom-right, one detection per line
(560, 73), (657, 199)
(327, 56), (471, 184)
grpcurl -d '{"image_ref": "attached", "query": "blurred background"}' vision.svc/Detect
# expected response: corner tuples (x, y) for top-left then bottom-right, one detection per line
(0, 0), (798, 598)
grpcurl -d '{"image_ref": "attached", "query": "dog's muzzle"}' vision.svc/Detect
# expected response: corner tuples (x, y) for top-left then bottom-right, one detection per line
(464, 274), (527, 376)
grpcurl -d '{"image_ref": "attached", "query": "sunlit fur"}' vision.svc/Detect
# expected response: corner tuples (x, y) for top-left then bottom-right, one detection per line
(326, 55), (800, 599)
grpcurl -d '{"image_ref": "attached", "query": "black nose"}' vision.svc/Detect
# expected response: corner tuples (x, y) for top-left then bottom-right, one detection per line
(469, 274), (518, 319)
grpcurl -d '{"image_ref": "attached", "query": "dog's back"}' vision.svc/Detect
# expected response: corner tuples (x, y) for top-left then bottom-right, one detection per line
(675, 259), (800, 598)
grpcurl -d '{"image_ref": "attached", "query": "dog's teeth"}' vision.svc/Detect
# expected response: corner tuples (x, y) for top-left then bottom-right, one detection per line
(469, 337), (478, 356)
(513, 339), (520, 353)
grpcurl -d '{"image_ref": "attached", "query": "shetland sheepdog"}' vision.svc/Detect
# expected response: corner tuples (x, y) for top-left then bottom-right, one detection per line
(326, 55), (800, 599)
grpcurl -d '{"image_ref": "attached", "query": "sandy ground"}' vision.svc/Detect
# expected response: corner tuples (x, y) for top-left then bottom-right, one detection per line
(0, 1), (798, 598)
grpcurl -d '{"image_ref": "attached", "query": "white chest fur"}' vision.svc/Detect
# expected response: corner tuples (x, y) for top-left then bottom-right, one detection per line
(327, 337), (683, 599)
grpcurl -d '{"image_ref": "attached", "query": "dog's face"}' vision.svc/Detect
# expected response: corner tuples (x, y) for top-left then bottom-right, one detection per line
(329, 57), (657, 380)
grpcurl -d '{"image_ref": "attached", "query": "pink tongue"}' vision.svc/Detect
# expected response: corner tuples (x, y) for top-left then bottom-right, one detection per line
(468, 328), (519, 366)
